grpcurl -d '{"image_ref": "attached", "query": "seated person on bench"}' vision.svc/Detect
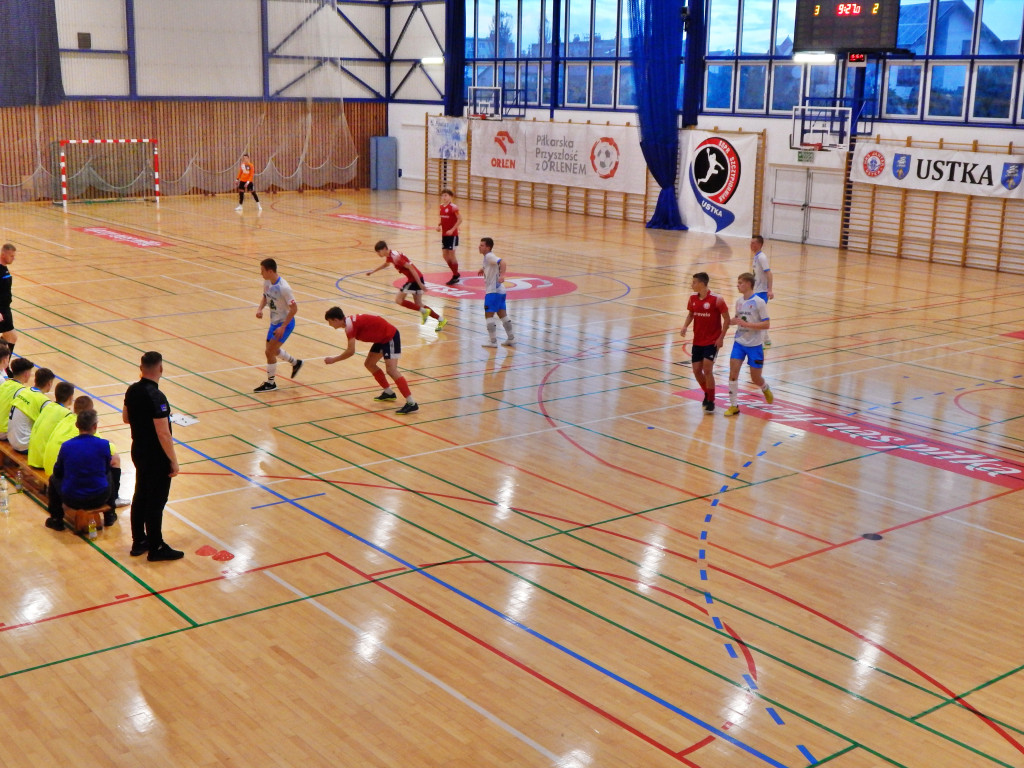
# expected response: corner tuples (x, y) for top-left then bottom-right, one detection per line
(28, 381), (74, 469)
(44, 409), (120, 532)
(0, 357), (33, 440)
(8, 367), (55, 452)
(42, 395), (128, 506)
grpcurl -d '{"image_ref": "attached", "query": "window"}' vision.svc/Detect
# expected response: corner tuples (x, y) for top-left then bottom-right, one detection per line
(566, 0), (592, 57)
(566, 62), (589, 104)
(617, 62), (635, 106)
(708, 0), (739, 56)
(774, 0), (796, 55)
(706, 63), (734, 110)
(979, 0), (1022, 56)
(807, 63), (837, 100)
(592, 63), (614, 105)
(884, 62), (922, 116)
(738, 63), (768, 110)
(932, 0), (974, 56)
(926, 62), (967, 118)
(740, 0), (772, 55)
(521, 0), (542, 56)
(972, 63), (1015, 120)
(592, 0), (618, 57)
(770, 62), (801, 112)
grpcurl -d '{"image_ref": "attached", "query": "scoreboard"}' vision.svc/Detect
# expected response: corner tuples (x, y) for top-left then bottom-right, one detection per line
(793, 1), (901, 53)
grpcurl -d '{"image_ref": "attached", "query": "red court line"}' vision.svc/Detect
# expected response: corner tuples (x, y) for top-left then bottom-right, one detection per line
(952, 386), (1020, 419)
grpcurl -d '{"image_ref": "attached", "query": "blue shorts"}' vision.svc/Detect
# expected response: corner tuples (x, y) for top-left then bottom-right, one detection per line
(755, 291), (769, 303)
(484, 293), (507, 313)
(730, 341), (764, 369)
(267, 318), (295, 343)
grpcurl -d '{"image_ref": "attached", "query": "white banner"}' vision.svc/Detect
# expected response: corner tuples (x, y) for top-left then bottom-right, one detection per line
(851, 143), (1024, 198)
(470, 120), (647, 194)
(678, 131), (758, 236)
(427, 116), (469, 160)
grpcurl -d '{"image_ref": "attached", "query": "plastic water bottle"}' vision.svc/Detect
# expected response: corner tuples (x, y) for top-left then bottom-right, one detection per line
(14, 470), (22, 492)
(87, 519), (98, 540)
(0, 476), (8, 516)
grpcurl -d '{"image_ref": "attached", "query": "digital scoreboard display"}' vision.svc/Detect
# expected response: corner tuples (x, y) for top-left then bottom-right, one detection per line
(793, 1), (901, 53)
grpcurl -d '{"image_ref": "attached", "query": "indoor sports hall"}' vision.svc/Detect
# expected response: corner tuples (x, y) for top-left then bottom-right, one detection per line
(0, 1), (1022, 767)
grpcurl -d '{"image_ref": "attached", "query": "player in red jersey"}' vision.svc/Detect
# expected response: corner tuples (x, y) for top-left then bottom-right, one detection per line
(324, 306), (419, 414)
(366, 240), (446, 331)
(679, 272), (731, 413)
(436, 188), (463, 285)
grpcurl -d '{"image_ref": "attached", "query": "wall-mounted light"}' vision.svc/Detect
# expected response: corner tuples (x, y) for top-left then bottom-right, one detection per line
(792, 52), (837, 63)
(420, 57), (444, 65)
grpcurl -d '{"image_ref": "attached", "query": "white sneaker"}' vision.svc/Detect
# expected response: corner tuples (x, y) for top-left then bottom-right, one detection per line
(481, 341), (498, 348)
(114, 497), (131, 508)
(502, 338), (516, 347)
(234, 205), (243, 212)
(257, 203), (262, 211)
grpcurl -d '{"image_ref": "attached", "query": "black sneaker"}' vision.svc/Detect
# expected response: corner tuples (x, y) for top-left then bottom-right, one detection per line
(373, 391), (397, 401)
(148, 543), (185, 561)
(253, 380), (277, 392)
(396, 402), (420, 414)
(45, 517), (65, 531)
(445, 274), (461, 286)
(130, 540), (149, 556)
(704, 400), (715, 414)
(104, 510), (118, 526)
(291, 359), (303, 378)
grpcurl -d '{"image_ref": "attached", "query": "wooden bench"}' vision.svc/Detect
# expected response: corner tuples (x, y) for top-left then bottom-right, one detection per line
(0, 439), (49, 509)
(63, 504), (107, 535)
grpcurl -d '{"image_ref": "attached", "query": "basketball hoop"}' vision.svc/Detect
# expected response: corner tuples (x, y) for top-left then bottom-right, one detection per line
(801, 142), (823, 152)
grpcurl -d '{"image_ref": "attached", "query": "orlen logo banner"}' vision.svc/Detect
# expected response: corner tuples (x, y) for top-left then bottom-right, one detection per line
(394, 273), (577, 300)
(470, 119), (646, 194)
(678, 130), (758, 236)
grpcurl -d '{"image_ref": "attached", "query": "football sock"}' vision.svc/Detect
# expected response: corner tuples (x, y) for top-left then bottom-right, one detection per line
(394, 376), (412, 398)
(266, 362), (277, 381)
(372, 369), (389, 389)
(277, 349), (295, 364)
(400, 300), (419, 312)
(486, 318), (497, 343)
(501, 317), (514, 338)
(428, 307), (440, 320)
(729, 379), (738, 406)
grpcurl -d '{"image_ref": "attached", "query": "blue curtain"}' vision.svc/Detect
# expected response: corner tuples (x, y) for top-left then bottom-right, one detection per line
(444, 0), (467, 116)
(628, 0), (685, 229)
(0, 0), (64, 107)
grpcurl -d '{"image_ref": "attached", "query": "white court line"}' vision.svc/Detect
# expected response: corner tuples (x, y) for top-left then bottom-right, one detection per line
(161, 506), (561, 763)
(943, 516), (1024, 545)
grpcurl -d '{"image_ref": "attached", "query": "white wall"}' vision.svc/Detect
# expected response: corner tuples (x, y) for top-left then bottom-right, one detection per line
(389, 102), (442, 191)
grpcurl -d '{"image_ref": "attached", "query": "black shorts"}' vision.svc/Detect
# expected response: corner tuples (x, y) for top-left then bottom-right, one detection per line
(691, 344), (719, 363)
(399, 281), (423, 294)
(441, 235), (459, 250)
(0, 307), (13, 333)
(237, 181), (254, 191)
(369, 330), (401, 359)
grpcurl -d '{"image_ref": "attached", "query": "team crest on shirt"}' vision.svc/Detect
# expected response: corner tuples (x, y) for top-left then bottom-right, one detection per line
(702, 301), (710, 309)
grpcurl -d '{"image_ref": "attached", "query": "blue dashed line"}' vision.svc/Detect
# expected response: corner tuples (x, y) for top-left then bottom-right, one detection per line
(699, 549), (706, 559)
(732, 472), (740, 478)
(713, 617), (723, 630)
(933, 391), (944, 395)
(704, 592), (714, 605)
(773, 442), (781, 447)
(700, 530), (708, 540)
(705, 513), (713, 522)
(993, 379), (1002, 383)
(757, 450), (766, 456)
(891, 400), (901, 405)
(720, 485), (729, 493)
(954, 387), (965, 391)
(743, 674), (758, 690)
(725, 643), (738, 658)
(912, 396), (924, 400)
(711, 499), (719, 507)
(743, 461), (752, 467)
(797, 745), (816, 763)
(700, 569), (708, 580)
(766, 707), (785, 725)
(868, 405), (880, 410)
(252, 492), (326, 509)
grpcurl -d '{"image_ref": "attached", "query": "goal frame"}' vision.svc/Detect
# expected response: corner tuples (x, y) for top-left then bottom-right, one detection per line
(57, 138), (160, 210)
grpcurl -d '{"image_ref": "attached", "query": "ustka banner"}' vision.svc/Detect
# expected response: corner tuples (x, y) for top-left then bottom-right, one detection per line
(677, 131), (758, 236)
(851, 143), (1024, 199)
(470, 119), (647, 194)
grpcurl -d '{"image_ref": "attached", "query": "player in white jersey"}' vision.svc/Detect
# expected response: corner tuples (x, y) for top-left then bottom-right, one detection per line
(254, 258), (303, 392)
(724, 272), (772, 416)
(477, 237), (515, 348)
(750, 234), (773, 347)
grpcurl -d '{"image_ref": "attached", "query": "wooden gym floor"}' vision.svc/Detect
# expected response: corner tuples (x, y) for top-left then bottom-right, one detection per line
(0, 190), (1022, 767)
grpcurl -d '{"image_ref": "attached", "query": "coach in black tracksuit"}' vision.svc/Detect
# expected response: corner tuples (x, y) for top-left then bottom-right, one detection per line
(123, 351), (183, 561)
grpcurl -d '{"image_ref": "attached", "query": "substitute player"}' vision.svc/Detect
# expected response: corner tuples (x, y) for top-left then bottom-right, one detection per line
(477, 237), (515, 348)
(235, 152), (261, 212)
(724, 272), (773, 417)
(366, 241), (446, 331)
(253, 258), (302, 392)
(437, 188), (463, 285)
(324, 306), (419, 414)
(679, 272), (730, 413)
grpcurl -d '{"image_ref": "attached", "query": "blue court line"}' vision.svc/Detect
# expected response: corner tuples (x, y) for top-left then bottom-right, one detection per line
(713, 617), (723, 630)
(743, 674), (758, 690)
(725, 643), (738, 659)
(252, 492), (326, 509)
(162, 439), (792, 768)
(700, 569), (708, 581)
(711, 499), (719, 506)
(705, 513), (713, 521)
(797, 744), (816, 763)
(766, 707), (785, 725)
